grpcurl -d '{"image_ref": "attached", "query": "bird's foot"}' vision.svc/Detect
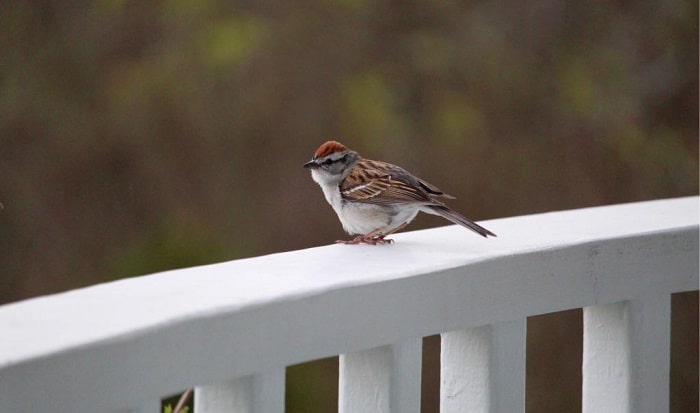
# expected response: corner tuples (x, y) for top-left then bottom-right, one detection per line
(336, 235), (394, 245)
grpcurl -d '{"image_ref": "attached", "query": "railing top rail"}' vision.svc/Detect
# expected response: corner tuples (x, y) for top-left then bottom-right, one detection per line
(0, 196), (697, 412)
(1, 197), (695, 364)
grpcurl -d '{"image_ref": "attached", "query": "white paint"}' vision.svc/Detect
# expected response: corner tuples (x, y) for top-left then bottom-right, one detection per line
(440, 320), (525, 413)
(583, 295), (671, 413)
(196, 377), (254, 413)
(0, 197), (696, 412)
(441, 327), (491, 412)
(339, 339), (422, 413)
(627, 296), (671, 413)
(583, 303), (631, 413)
(490, 320), (526, 412)
(195, 369), (284, 413)
(389, 339), (422, 413)
(340, 346), (391, 413)
(118, 400), (160, 413)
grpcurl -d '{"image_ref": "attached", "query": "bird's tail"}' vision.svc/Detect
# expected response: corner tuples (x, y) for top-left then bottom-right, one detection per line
(426, 205), (497, 238)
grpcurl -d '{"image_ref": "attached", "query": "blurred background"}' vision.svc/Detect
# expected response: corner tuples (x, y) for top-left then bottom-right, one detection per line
(1, 0), (697, 412)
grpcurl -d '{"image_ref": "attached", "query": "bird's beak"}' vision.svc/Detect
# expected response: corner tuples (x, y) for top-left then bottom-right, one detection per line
(303, 160), (318, 169)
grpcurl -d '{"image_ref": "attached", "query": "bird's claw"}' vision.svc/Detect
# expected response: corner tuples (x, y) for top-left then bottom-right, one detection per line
(336, 235), (394, 245)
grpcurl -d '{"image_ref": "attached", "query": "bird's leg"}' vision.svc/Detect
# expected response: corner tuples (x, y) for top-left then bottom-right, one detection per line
(336, 223), (408, 245)
(378, 222), (408, 238)
(371, 222), (408, 244)
(336, 228), (386, 245)
(336, 235), (367, 245)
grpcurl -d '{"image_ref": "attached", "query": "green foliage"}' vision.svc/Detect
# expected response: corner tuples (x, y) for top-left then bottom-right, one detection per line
(107, 213), (237, 280)
(431, 92), (486, 148)
(339, 71), (408, 150)
(197, 16), (268, 71)
(163, 404), (189, 413)
(162, 392), (192, 413)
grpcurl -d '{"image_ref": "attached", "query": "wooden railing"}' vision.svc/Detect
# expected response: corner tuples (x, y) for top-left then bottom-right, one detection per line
(0, 197), (697, 413)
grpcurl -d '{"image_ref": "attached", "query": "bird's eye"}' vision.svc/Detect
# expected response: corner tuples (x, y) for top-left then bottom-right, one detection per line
(324, 159), (334, 165)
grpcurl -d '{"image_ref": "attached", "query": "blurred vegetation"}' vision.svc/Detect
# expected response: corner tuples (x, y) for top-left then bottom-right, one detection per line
(0, 0), (697, 412)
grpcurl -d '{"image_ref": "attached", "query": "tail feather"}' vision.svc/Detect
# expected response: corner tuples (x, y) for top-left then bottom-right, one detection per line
(426, 205), (497, 238)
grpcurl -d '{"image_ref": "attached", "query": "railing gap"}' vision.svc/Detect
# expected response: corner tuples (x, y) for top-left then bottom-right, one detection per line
(526, 309), (583, 412)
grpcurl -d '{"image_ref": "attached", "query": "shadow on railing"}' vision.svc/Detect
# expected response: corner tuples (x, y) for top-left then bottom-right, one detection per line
(0, 197), (697, 413)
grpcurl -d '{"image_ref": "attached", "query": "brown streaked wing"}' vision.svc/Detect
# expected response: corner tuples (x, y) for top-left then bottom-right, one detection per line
(416, 177), (455, 199)
(380, 179), (434, 203)
(340, 161), (435, 205)
(341, 177), (391, 202)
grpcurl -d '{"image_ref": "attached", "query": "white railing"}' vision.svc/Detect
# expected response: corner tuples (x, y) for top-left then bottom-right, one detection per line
(0, 197), (697, 413)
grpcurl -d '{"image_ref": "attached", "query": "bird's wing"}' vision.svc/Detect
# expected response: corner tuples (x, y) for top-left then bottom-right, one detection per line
(340, 160), (436, 205)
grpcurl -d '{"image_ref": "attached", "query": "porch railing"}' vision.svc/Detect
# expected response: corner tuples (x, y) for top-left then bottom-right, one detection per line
(0, 197), (697, 412)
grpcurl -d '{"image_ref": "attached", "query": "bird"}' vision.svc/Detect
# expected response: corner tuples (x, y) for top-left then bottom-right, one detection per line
(303, 140), (496, 245)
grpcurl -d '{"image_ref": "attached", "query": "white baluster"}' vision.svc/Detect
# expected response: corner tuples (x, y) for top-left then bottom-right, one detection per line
(339, 339), (422, 413)
(195, 368), (284, 413)
(583, 296), (670, 413)
(440, 320), (525, 413)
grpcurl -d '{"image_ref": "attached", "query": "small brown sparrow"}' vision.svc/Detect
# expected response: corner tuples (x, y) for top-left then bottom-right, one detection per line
(304, 141), (496, 245)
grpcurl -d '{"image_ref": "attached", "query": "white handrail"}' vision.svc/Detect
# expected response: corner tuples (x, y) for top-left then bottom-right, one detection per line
(0, 197), (697, 412)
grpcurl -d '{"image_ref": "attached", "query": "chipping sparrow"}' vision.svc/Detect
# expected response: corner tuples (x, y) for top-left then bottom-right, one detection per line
(304, 140), (496, 245)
